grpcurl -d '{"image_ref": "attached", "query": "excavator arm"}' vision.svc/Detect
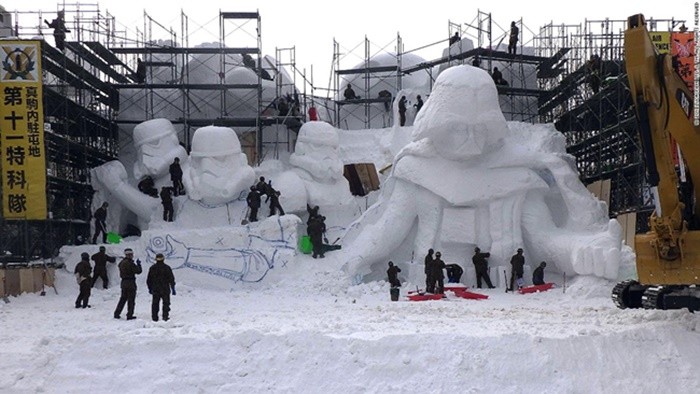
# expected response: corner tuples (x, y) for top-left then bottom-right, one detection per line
(612, 14), (700, 311)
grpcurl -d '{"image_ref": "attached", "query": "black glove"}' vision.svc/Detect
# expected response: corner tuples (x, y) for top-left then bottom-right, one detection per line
(148, 289), (152, 295)
(171, 286), (176, 296)
(136, 259), (141, 265)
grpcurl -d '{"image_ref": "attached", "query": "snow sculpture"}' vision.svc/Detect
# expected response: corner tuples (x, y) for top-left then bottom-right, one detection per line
(342, 65), (623, 282)
(183, 126), (256, 206)
(91, 118), (187, 228)
(289, 122), (353, 208)
(132, 118), (188, 181)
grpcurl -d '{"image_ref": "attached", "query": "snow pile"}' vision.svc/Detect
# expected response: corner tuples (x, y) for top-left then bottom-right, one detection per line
(1, 254), (698, 393)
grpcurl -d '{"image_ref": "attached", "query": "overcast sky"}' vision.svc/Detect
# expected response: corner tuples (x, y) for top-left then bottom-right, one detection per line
(4, 0), (696, 91)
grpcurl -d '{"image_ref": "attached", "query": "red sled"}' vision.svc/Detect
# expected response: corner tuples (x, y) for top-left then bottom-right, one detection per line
(452, 289), (489, 300)
(518, 283), (554, 294)
(407, 293), (444, 301)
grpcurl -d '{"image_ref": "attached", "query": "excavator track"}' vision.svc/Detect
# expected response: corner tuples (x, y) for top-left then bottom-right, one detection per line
(641, 286), (666, 309)
(612, 280), (646, 309)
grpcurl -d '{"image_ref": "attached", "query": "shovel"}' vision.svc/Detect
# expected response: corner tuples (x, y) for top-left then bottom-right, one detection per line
(241, 207), (250, 225)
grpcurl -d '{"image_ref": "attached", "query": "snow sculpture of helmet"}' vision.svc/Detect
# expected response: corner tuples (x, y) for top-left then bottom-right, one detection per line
(412, 65), (507, 161)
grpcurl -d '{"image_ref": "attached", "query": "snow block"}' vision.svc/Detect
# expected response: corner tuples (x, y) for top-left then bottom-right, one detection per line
(518, 282), (555, 294)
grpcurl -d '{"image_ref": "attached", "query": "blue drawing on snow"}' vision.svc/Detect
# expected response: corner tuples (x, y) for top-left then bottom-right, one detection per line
(144, 217), (296, 283)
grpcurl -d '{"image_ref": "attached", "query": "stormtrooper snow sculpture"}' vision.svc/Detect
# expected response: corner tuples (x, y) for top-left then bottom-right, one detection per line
(91, 118), (187, 229)
(132, 118), (188, 181)
(183, 126), (255, 206)
(289, 122), (353, 208)
(342, 65), (623, 282)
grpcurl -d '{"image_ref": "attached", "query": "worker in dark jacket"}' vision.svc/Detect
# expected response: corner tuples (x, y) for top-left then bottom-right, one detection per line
(246, 186), (261, 222)
(432, 251), (446, 294)
(414, 95), (424, 114)
(91, 246), (116, 289)
(74, 252), (92, 308)
(308, 216), (326, 258)
(398, 96), (407, 126)
(532, 261), (547, 285)
(169, 157), (184, 196)
(472, 247), (495, 289)
(114, 248), (143, 320)
(509, 248), (525, 291)
(508, 21), (519, 55)
(160, 187), (174, 222)
(268, 190), (285, 216)
(44, 10), (70, 51)
(445, 264), (464, 283)
(424, 249), (434, 293)
(256, 176), (267, 196)
(92, 202), (109, 244)
(387, 261), (401, 287)
(147, 253), (176, 322)
(307, 204), (321, 225)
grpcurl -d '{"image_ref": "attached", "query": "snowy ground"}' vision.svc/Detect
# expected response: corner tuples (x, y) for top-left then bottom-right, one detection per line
(1, 250), (698, 393)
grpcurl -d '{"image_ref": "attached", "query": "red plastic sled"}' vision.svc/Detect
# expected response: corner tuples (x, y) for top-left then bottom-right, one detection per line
(451, 289), (489, 300)
(407, 293), (444, 301)
(518, 283), (554, 294)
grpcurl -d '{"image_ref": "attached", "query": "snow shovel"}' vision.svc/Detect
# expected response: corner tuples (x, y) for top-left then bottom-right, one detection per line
(241, 207), (250, 225)
(1, 270), (8, 303)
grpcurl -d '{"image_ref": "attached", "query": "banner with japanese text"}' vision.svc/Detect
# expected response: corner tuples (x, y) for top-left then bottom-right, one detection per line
(671, 32), (695, 92)
(0, 41), (46, 220)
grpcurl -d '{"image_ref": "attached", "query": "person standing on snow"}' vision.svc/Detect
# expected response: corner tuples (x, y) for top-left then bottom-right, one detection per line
(509, 248), (525, 291)
(246, 186), (261, 222)
(472, 247), (495, 289)
(387, 261), (401, 287)
(307, 215), (326, 259)
(268, 190), (285, 216)
(169, 157), (184, 196)
(74, 252), (92, 308)
(91, 246), (116, 289)
(92, 202), (109, 244)
(114, 248), (142, 320)
(160, 187), (174, 222)
(432, 251), (447, 294)
(414, 95), (424, 114)
(532, 261), (547, 286)
(147, 253), (176, 322)
(424, 249), (434, 293)
(398, 96), (407, 126)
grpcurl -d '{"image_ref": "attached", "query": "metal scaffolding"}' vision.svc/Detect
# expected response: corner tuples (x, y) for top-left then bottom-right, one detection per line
(537, 17), (684, 229)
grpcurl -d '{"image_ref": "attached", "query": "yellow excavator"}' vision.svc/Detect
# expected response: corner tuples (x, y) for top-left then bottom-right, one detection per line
(612, 14), (700, 311)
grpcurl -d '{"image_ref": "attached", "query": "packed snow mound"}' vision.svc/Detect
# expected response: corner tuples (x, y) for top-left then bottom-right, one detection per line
(342, 65), (627, 283)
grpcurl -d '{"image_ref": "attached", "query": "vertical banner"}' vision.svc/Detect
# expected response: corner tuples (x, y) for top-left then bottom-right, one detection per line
(671, 32), (696, 92)
(0, 41), (46, 220)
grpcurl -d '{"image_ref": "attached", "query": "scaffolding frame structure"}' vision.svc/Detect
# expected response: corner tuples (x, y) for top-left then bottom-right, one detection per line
(331, 11), (565, 128)
(1, 4), (119, 263)
(536, 17), (684, 228)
